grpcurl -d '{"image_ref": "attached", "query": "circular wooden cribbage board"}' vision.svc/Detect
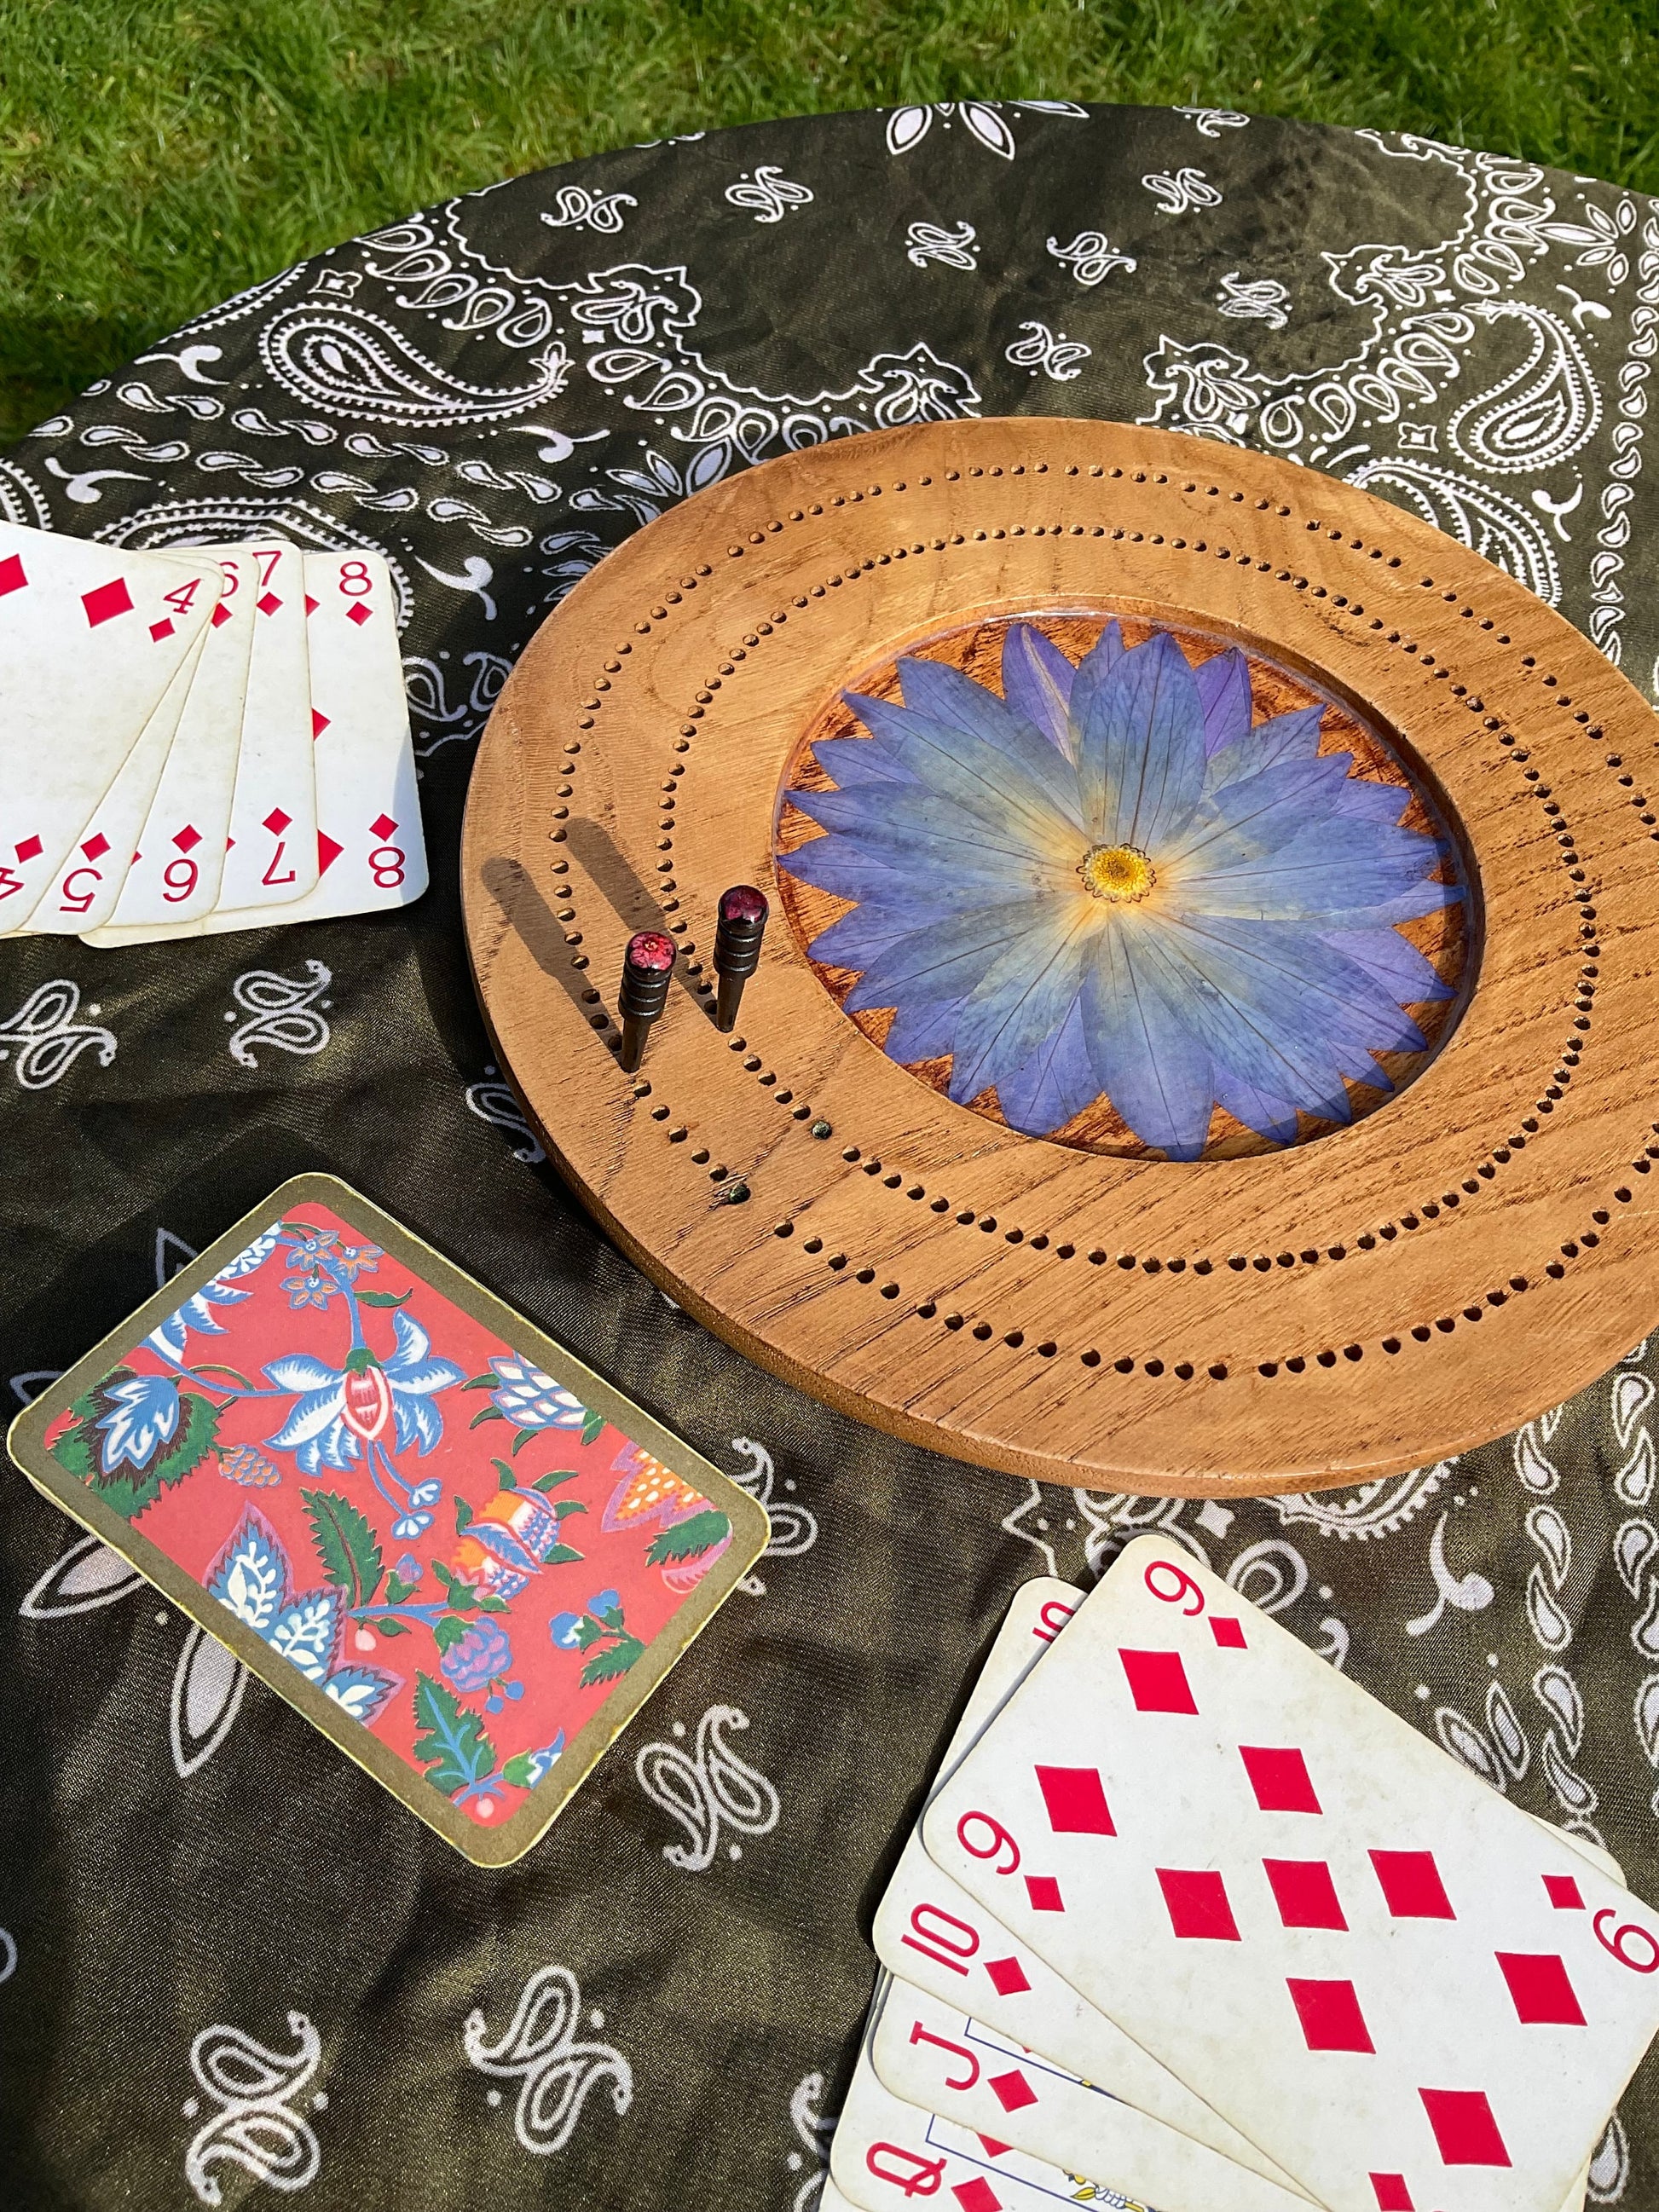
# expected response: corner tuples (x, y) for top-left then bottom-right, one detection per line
(462, 418), (1659, 1497)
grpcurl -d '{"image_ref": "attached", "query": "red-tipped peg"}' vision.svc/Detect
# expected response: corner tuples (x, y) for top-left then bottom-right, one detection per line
(618, 930), (675, 1071)
(714, 884), (768, 1032)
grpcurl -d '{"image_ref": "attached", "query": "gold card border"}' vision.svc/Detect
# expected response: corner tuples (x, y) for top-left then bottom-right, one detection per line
(6, 1172), (770, 1867)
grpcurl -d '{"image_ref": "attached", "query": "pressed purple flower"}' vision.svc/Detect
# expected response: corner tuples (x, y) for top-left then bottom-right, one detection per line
(441, 1615), (513, 1694)
(782, 621), (1462, 1159)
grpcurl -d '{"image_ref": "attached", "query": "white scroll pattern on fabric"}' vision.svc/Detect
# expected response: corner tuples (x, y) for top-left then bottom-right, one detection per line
(0, 1930), (16, 1984)
(788, 2068), (839, 2212)
(0, 980), (116, 1089)
(539, 185), (637, 234)
(226, 962), (333, 1069)
(906, 222), (979, 273)
(724, 167), (814, 224)
(464, 1964), (632, 2156)
(1045, 230), (1137, 286)
(182, 2012), (325, 2205)
(1142, 167), (1222, 216)
(1590, 208), (1659, 666)
(729, 1436), (818, 1597)
(465, 1066), (546, 1164)
(1004, 321), (1091, 381)
(634, 1703), (780, 1870)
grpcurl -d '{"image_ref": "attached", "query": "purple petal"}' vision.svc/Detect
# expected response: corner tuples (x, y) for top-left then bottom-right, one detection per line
(1074, 629), (1207, 853)
(1211, 1067), (1303, 1146)
(810, 735), (917, 787)
(1204, 705), (1326, 794)
(1194, 648), (1253, 756)
(841, 690), (1084, 845)
(1001, 625), (1078, 758)
(889, 663), (1084, 831)
(994, 988), (1100, 1135)
(1321, 926), (1454, 1004)
(1081, 923), (1215, 1160)
(1165, 754), (1354, 873)
(946, 914), (1093, 1109)
(847, 898), (1057, 1016)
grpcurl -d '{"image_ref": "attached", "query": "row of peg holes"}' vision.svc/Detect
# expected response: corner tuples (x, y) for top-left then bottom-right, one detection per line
(560, 452), (1645, 1341)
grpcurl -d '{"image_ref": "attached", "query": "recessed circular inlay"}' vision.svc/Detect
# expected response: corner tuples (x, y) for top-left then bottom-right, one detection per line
(462, 417), (1659, 1498)
(776, 608), (1472, 1159)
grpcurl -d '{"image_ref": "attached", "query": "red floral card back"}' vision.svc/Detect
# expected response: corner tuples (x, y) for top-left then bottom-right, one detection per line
(6, 1175), (768, 1863)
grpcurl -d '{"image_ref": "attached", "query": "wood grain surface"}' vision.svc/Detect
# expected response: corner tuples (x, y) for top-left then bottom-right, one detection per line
(461, 417), (1659, 1497)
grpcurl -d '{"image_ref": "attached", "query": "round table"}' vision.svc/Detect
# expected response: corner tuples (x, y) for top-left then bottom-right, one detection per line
(2, 104), (1653, 2209)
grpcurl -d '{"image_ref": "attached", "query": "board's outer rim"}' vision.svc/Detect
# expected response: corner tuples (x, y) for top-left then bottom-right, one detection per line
(462, 416), (1659, 1498)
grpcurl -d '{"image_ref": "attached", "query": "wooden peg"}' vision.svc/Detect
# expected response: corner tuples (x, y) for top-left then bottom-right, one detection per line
(618, 931), (674, 1071)
(714, 884), (768, 1032)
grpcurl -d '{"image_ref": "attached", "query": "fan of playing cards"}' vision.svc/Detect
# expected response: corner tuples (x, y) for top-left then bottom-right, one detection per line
(0, 522), (425, 942)
(830, 1539), (1658, 2212)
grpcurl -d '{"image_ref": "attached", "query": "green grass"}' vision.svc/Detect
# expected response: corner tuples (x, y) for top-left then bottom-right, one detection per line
(4, 0), (1659, 444)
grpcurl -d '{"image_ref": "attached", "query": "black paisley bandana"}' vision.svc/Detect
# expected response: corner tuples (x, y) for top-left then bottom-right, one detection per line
(1, 103), (1654, 2210)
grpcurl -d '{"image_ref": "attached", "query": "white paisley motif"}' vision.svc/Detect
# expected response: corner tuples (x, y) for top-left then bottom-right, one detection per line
(1046, 231), (1137, 286)
(465, 1066), (546, 1163)
(905, 222), (979, 273)
(1142, 168), (1222, 217)
(0, 1929), (14, 1984)
(1404, 1513), (1494, 1636)
(0, 457), (54, 526)
(1217, 273), (1291, 328)
(634, 1703), (780, 1870)
(0, 979), (115, 1089)
(1588, 2111), (1630, 2203)
(884, 101), (1086, 161)
(788, 2069), (839, 2212)
(226, 962), (332, 1070)
(1346, 459), (1560, 604)
(540, 185), (637, 234)
(260, 297), (570, 424)
(1591, 213), (1659, 665)
(728, 1436), (818, 1596)
(1004, 321), (1090, 381)
(724, 167), (814, 224)
(464, 1964), (632, 2156)
(171, 1625), (251, 1779)
(403, 647), (515, 755)
(183, 2013), (324, 2204)
(999, 1478), (1059, 1577)
(1447, 301), (1602, 473)
(20, 1531), (144, 1619)
(1267, 1461), (1453, 1539)
(1174, 107), (1251, 137)
(1224, 1540), (1308, 1614)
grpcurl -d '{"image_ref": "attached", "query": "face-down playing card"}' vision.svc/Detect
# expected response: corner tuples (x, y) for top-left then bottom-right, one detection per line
(0, 526), (220, 930)
(5, 1175), (767, 1865)
(872, 1577), (1313, 2203)
(90, 544), (259, 933)
(923, 1537), (1659, 2212)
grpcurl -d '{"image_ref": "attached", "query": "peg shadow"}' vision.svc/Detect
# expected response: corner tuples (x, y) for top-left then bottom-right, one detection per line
(479, 817), (711, 1026)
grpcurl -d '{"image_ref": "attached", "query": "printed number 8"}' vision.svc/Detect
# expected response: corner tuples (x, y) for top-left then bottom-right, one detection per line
(1145, 1559), (1205, 1616)
(368, 844), (405, 889)
(1595, 1909), (1659, 1973)
(957, 1811), (1020, 1874)
(338, 559), (373, 598)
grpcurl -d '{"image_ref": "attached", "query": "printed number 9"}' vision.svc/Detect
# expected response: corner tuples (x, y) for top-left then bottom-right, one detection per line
(1145, 1559), (1205, 1616)
(1595, 1909), (1659, 1974)
(338, 559), (373, 598)
(162, 857), (199, 904)
(957, 1811), (1020, 1874)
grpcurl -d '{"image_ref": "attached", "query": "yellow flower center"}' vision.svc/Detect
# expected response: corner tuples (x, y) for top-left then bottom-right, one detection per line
(1078, 842), (1156, 904)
